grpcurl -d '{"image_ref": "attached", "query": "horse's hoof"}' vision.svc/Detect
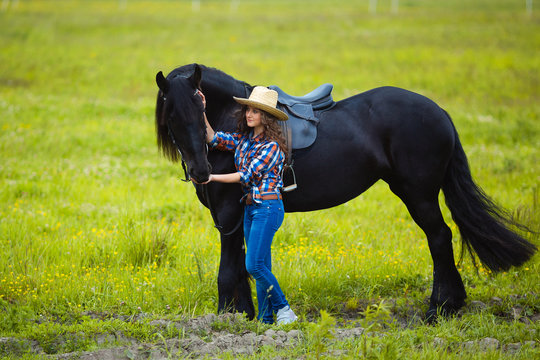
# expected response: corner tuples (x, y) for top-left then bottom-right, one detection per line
(425, 308), (439, 324)
(426, 301), (462, 324)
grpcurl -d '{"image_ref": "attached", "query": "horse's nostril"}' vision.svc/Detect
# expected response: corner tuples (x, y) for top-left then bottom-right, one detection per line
(191, 166), (211, 182)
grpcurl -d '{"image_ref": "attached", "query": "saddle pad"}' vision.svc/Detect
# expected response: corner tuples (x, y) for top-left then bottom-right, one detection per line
(278, 109), (318, 150)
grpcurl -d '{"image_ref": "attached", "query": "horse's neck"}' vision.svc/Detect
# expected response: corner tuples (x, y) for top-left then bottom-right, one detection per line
(201, 68), (249, 132)
(206, 101), (238, 133)
(202, 67), (248, 98)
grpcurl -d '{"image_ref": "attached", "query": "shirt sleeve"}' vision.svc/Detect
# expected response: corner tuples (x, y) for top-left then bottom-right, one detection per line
(238, 142), (282, 187)
(209, 132), (242, 152)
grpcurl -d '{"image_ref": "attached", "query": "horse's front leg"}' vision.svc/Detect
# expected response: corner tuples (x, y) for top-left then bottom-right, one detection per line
(196, 180), (255, 319)
(217, 228), (255, 319)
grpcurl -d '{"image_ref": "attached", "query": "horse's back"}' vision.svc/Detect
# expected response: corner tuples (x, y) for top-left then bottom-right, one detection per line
(338, 86), (447, 121)
(335, 86), (456, 186)
(283, 86), (456, 211)
(329, 86), (455, 146)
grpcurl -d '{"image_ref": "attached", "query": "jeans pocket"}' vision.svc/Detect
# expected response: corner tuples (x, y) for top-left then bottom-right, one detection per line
(251, 203), (270, 219)
(250, 201), (284, 231)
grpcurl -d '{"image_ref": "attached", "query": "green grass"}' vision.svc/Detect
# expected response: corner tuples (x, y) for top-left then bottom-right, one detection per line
(0, 0), (538, 358)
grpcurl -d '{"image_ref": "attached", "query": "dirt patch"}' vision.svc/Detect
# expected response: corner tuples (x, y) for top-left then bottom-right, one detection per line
(1, 312), (363, 359)
(1, 301), (538, 359)
(56, 313), (307, 359)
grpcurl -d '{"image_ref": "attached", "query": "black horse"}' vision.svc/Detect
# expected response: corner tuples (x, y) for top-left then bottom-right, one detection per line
(154, 63), (536, 321)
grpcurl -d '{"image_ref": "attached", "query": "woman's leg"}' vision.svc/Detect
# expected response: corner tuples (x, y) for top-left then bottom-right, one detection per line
(256, 250), (274, 323)
(244, 203), (274, 323)
(244, 200), (287, 322)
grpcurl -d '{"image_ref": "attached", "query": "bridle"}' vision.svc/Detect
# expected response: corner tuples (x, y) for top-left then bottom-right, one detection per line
(166, 122), (192, 182)
(164, 89), (243, 236)
(164, 89), (208, 182)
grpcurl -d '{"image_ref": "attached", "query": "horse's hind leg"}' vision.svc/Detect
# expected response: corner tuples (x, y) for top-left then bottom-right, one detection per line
(390, 184), (466, 322)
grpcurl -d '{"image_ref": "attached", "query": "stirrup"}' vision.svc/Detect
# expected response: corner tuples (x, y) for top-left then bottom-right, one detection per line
(282, 162), (297, 192)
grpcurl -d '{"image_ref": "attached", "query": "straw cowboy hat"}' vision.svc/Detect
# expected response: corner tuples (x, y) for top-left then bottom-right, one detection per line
(233, 86), (288, 121)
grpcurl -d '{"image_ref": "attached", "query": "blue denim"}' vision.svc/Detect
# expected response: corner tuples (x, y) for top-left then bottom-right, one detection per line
(244, 199), (287, 324)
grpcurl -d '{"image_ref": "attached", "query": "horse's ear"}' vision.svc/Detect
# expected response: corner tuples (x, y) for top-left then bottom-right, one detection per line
(190, 64), (202, 90)
(156, 71), (169, 93)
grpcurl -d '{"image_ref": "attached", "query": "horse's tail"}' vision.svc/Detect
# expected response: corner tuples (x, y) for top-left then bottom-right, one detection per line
(441, 111), (537, 272)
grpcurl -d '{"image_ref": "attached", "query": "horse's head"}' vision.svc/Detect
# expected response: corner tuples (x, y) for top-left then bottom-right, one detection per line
(155, 64), (211, 183)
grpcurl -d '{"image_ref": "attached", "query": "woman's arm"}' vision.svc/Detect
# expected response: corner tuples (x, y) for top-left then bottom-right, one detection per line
(209, 173), (241, 183)
(193, 172), (241, 185)
(203, 113), (215, 143)
(198, 91), (215, 143)
(194, 91), (241, 185)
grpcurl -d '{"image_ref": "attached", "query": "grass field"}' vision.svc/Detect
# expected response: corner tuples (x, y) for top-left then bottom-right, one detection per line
(0, 0), (539, 358)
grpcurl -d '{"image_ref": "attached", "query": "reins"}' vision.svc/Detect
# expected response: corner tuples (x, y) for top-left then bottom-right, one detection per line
(202, 184), (244, 236)
(166, 123), (191, 182)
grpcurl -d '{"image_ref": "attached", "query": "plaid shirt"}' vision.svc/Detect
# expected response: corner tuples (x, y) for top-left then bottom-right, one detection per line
(210, 131), (284, 203)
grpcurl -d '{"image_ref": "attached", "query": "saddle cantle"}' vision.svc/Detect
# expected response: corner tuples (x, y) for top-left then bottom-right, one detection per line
(269, 84), (335, 150)
(271, 83), (334, 110)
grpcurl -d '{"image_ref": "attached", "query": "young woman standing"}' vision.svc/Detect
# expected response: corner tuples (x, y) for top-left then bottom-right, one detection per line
(196, 86), (297, 325)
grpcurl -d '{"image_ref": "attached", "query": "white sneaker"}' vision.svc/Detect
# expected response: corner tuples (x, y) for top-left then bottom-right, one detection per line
(276, 306), (298, 325)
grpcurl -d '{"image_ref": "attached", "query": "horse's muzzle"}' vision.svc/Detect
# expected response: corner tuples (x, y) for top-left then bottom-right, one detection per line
(189, 163), (212, 184)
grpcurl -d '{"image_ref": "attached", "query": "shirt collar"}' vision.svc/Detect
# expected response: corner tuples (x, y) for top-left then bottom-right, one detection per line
(249, 131), (265, 143)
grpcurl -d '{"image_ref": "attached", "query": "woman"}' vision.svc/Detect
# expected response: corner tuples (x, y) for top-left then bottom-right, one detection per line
(196, 86), (297, 325)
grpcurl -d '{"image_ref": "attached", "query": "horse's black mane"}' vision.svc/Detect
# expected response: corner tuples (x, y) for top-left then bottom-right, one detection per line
(167, 63), (197, 79)
(155, 85), (172, 161)
(169, 64), (249, 91)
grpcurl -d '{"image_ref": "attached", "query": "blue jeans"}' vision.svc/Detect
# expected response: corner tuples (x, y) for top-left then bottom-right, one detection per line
(244, 199), (287, 324)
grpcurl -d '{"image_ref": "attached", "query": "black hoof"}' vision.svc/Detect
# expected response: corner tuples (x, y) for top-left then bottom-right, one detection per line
(217, 304), (255, 321)
(425, 302), (462, 324)
(425, 308), (439, 324)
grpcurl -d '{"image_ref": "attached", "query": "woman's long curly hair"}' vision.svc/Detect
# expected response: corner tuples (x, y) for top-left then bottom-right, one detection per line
(235, 105), (288, 161)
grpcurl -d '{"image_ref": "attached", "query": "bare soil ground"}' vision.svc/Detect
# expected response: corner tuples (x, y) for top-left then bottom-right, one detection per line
(1, 299), (538, 359)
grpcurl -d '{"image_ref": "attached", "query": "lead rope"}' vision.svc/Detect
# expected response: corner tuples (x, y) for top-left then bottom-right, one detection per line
(170, 122), (241, 235)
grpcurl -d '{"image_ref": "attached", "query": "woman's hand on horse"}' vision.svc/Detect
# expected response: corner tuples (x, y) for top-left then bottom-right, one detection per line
(197, 90), (206, 109)
(192, 174), (213, 185)
(196, 173), (241, 184)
